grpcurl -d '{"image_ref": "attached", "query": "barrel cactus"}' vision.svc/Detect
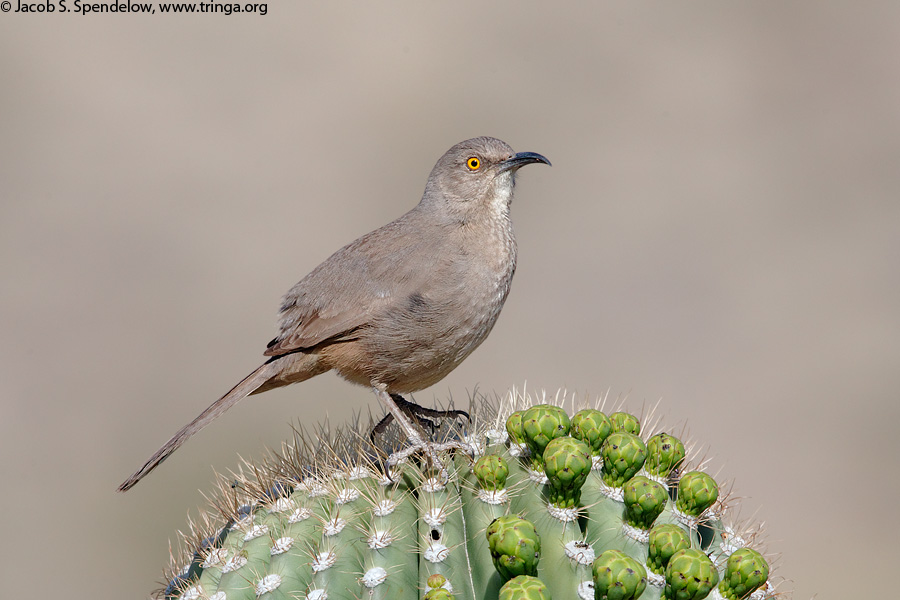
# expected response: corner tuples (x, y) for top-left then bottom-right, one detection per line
(155, 389), (778, 600)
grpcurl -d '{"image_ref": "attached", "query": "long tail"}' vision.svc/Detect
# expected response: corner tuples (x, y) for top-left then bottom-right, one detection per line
(117, 361), (279, 492)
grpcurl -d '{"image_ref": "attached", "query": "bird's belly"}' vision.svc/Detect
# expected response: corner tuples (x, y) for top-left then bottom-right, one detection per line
(388, 316), (497, 392)
(331, 279), (510, 394)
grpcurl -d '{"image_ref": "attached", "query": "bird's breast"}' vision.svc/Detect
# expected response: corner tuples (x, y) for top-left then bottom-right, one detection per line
(444, 219), (517, 359)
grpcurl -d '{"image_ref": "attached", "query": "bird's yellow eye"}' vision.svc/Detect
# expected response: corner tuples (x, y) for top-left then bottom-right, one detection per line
(466, 157), (480, 170)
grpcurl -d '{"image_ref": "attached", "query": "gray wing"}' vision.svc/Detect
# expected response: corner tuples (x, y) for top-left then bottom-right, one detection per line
(263, 211), (448, 357)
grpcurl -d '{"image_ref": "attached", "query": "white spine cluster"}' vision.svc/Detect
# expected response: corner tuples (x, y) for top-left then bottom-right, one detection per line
(270, 536), (294, 555)
(361, 567), (388, 588)
(255, 573), (282, 596)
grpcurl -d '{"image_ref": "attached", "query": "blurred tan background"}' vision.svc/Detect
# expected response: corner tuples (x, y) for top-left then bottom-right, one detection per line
(2, 2), (898, 598)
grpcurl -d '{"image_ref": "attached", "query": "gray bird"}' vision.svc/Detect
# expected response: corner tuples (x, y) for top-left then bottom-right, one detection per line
(118, 136), (550, 491)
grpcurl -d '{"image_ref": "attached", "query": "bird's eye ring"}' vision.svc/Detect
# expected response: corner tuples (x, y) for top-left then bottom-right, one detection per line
(466, 157), (480, 171)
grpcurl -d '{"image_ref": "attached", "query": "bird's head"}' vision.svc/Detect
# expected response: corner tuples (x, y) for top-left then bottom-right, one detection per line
(422, 136), (550, 222)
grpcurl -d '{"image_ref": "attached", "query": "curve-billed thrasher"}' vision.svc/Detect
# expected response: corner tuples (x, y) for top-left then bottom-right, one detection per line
(118, 136), (550, 491)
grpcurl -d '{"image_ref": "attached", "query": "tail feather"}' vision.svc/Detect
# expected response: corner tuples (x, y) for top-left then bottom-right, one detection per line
(117, 361), (277, 492)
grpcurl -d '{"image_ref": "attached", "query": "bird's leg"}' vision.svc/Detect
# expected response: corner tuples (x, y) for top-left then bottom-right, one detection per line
(370, 408), (436, 441)
(371, 384), (470, 476)
(371, 384), (434, 469)
(370, 411), (397, 440)
(370, 394), (438, 443)
(370, 394), (467, 440)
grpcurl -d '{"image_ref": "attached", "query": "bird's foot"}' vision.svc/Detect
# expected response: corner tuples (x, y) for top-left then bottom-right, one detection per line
(370, 394), (468, 441)
(371, 387), (472, 481)
(384, 438), (471, 477)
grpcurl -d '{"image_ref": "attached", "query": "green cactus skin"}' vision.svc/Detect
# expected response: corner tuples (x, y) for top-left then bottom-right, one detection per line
(601, 432), (648, 488)
(156, 391), (776, 600)
(368, 483), (420, 600)
(664, 548), (719, 600)
(570, 409), (613, 459)
(419, 467), (473, 594)
(609, 412), (641, 436)
(499, 575), (552, 600)
(644, 434), (686, 481)
(623, 476), (669, 532)
(592, 549), (648, 600)
(646, 524), (692, 577)
(521, 404), (572, 472)
(486, 515), (542, 579)
(674, 472), (719, 520)
(718, 548), (769, 600)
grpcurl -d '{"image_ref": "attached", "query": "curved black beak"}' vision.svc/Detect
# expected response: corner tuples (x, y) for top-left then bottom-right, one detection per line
(499, 151), (552, 173)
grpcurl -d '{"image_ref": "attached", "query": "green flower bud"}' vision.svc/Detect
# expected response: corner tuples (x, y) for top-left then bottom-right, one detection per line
(592, 549), (648, 600)
(542, 436), (592, 508)
(507, 410), (526, 445)
(486, 515), (541, 579)
(474, 454), (510, 492)
(521, 404), (571, 470)
(499, 575), (552, 600)
(675, 472), (719, 518)
(424, 588), (454, 600)
(718, 548), (769, 600)
(426, 574), (448, 589)
(664, 549), (719, 600)
(610, 412), (641, 435)
(623, 476), (668, 530)
(570, 409), (613, 456)
(601, 432), (648, 488)
(645, 433), (686, 479)
(647, 524), (692, 576)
